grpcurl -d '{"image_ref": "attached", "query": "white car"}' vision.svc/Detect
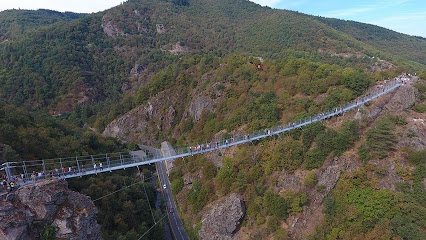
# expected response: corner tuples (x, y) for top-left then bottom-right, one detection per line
(163, 184), (167, 189)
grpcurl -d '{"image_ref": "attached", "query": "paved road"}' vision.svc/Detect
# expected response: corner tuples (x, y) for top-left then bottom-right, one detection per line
(140, 145), (189, 240)
(156, 161), (189, 240)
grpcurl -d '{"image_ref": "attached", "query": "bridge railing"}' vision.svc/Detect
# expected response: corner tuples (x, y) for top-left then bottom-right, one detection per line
(173, 77), (402, 156)
(7, 151), (155, 184)
(2, 76), (407, 184)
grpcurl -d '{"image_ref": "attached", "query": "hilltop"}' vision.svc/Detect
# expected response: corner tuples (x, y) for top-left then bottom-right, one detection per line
(0, 9), (84, 42)
(316, 16), (426, 67)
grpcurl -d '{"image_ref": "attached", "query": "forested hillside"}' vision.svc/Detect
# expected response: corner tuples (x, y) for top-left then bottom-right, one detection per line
(0, 9), (84, 41)
(0, 0), (425, 240)
(0, 0), (425, 119)
(316, 17), (426, 66)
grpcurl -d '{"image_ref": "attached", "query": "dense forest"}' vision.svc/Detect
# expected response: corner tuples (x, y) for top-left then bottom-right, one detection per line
(0, 0), (425, 239)
(316, 17), (426, 66)
(0, 9), (84, 41)
(68, 168), (165, 240)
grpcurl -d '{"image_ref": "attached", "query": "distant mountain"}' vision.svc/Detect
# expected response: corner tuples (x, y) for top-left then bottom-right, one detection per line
(316, 16), (426, 66)
(0, 9), (84, 42)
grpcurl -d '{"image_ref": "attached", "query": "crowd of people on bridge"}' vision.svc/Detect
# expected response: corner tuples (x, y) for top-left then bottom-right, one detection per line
(1, 160), (111, 189)
(1, 174), (18, 192)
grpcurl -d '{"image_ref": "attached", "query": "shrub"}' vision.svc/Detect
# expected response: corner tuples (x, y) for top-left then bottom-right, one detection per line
(317, 185), (326, 194)
(215, 158), (235, 194)
(391, 215), (424, 240)
(304, 147), (328, 169)
(413, 103), (426, 113)
(358, 143), (372, 162)
(274, 228), (290, 240)
(125, 142), (139, 151)
(41, 226), (56, 240)
(303, 171), (317, 187)
(171, 178), (184, 194)
(408, 150), (426, 166)
(286, 191), (308, 215)
(263, 190), (288, 220)
(187, 180), (210, 212)
(413, 82), (426, 93)
(335, 120), (359, 155)
(202, 160), (217, 180)
(268, 138), (304, 172)
(366, 118), (396, 159)
(388, 115), (407, 125)
(267, 216), (280, 233)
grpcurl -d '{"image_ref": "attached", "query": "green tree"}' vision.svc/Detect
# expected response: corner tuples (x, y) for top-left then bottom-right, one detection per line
(171, 178), (184, 194)
(263, 190), (288, 220)
(267, 216), (280, 233)
(187, 180), (210, 212)
(366, 118), (396, 159)
(303, 171), (317, 187)
(216, 158), (235, 194)
(408, 150), (426, 165)
(341, 68), (371, 95)
(41, 226), (56, 240)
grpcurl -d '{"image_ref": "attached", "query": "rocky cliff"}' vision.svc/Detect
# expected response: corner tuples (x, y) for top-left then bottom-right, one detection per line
(0, 179), (102, 240)
(198, 193), (245, 240)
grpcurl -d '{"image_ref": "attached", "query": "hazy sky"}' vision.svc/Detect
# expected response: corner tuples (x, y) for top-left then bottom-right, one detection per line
(0, 0), (425, 37)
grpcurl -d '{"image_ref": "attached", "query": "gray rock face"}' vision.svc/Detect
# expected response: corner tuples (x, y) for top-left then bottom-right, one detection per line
(130, 64), (144, 76)
(367, 83), (417, 121)
(101, 14), (126, 37)
(103, 89), (181, 145)
(199, 193), (245, 240)
(384, 84), (417, 112)
(0, 179), (102, 240)
(187, 95), (214, 122)
(398, 122), (426, 151)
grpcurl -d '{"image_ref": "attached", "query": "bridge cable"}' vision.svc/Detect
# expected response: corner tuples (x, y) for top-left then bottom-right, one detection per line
(142, 173), (157, 224)
(92, 174), (155, 202)
(90, 172), (170, 239)
(138, 214), (167, 240)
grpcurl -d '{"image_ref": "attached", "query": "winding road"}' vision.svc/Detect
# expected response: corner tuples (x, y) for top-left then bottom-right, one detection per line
(139, 144), (189, 240)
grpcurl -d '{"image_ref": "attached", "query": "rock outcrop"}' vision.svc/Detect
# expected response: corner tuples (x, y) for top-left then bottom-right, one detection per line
(186, 94), (214, 122)
(398, 118), (426, 151)
(366, 82), (418, 121)
(101, 14), (126, 37)
(103, 89), (180, 144)
(199, 193), (245, 240)
(0, 179), (102, 240)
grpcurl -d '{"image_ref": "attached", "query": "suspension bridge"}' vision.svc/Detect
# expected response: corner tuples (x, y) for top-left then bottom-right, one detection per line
(1, 76), (408, 185)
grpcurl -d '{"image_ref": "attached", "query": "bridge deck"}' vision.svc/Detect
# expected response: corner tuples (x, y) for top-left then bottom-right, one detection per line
(1, 78), (406, 185)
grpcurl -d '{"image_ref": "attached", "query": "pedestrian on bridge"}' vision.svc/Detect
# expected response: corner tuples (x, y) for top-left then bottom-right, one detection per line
(9, 181), (16, 191)
(2, 179), (6, 190)
(93, 163), (97, 172)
